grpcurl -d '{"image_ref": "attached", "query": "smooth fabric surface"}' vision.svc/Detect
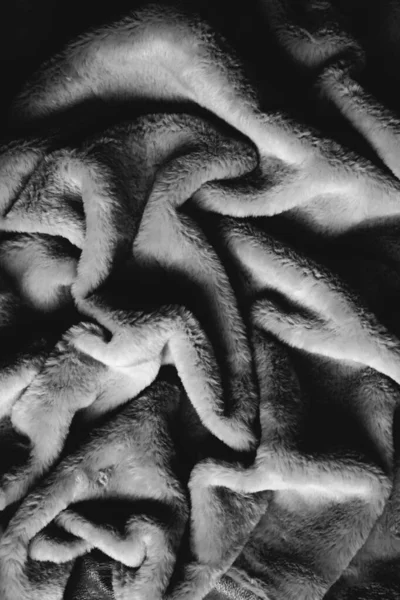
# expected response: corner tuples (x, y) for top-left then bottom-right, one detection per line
(1, 1), (400, 598)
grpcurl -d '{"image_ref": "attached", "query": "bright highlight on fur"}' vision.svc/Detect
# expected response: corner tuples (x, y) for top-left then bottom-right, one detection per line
(1, 0), (400, 599)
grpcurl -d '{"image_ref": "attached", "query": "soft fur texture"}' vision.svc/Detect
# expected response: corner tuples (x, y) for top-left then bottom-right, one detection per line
(1, 0), (400, 598)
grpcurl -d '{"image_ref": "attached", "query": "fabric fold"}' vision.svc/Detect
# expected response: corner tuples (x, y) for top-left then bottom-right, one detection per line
(2, 0), (400, 598)
(0, 374), (189, 600)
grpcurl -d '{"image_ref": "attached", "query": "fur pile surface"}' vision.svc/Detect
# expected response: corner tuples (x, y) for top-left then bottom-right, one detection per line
(2, 0), (400, 598)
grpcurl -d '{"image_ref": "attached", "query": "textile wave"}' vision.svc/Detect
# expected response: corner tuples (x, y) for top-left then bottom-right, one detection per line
(1, 1), (400, 598)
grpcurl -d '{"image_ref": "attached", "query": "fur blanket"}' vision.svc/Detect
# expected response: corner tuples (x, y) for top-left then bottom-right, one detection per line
(1, 0), (400, 598)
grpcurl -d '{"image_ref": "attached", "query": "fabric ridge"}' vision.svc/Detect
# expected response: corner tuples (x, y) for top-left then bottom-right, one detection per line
(1, 0), (400, 598)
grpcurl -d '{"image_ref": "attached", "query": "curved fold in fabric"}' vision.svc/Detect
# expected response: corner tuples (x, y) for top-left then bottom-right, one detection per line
(0, 376), (188, 600)
(2, 1), (400, 598)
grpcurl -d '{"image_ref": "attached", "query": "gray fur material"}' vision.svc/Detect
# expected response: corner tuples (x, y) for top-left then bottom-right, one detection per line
(1, 0), (400, 598)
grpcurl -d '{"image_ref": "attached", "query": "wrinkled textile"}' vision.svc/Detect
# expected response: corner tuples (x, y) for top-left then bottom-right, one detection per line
(2, 0), (400, 598)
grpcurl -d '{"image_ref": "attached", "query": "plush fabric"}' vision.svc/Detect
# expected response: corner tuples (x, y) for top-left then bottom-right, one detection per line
(1, 0), (400, 598)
